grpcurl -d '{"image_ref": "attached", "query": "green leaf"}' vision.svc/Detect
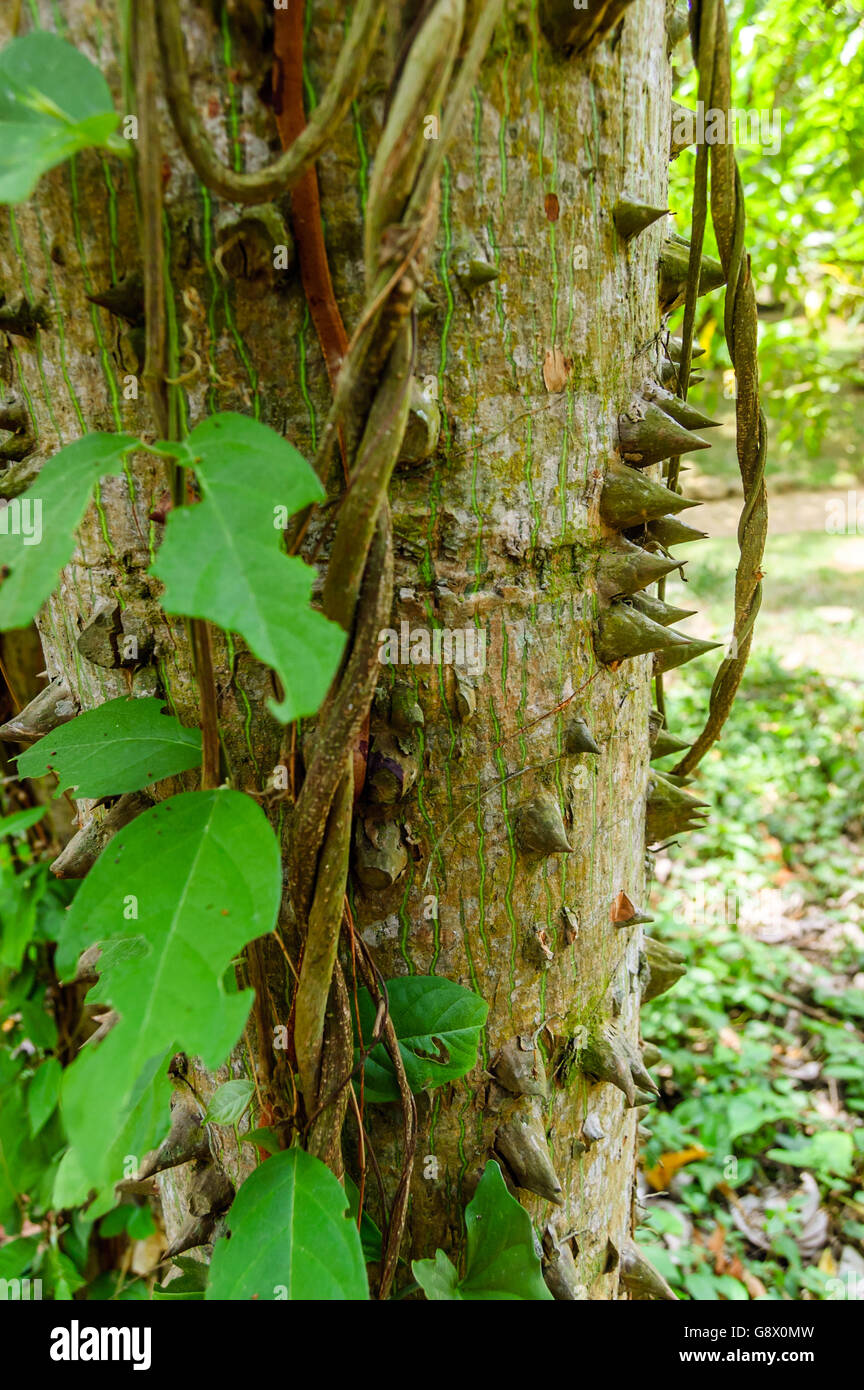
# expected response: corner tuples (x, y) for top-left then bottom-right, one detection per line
(0, 807), (46, 838)
(0, 1236), (39, 1280)
(0, 1052), (50, 1226)
(412, 1247), (462, 1298)
(412, 1161), (552, 1301)
(766, 1130), (855, 1178)
(54, 789), (281, 1198)
(0, 433), (138, 630)
(126, 1204), (156, 1241)
(154, 1255), (209, 1300)
(27, 1056), (62, 1137)
(99, 1205), (134, 1238)
(149, 413), (345, 722)
(98, 1203), (154, 1240)
(205, 1079), (254, 1126)
(0, 33), (125, 204)
(354, 976), (489, 1103)
(240, 1127), (281, 1156)
(344, 1174), (383, 1264)
(207, 1148), (369, 1301)
(17, 697), (202, 798)
(54, 1048), (173, 1216)
(45, 1246), (86, 1300)
(0, 861), (46, 970)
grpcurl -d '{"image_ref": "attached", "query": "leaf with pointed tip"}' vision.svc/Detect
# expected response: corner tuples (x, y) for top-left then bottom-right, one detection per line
(240, 1127), (281, 1157)
(0, 433), (138, 630)
(354, 976), (489, 1104)
(149, 413), (346, 723)
(205, 1079), (254, 1126)
(154, 1255), (209, 1301)
(413, 1161), (553, 1301)
(17, 697), (202, 798)
(54, 789), (281, 1201)
(207, 1148), (369, 1301)
(0, 34), (127, 205)
(27, 1057), (62, 1138)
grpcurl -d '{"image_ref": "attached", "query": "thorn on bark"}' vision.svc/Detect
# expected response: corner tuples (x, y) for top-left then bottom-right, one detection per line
(640, 936), (687, 1002)
(52, 792), (154, 880)
(353, 818), (408, 889)
(133, 1096), (211, 1181)
(495, 1099), (565, 1206)
(491, 1035), (548, 1099)
(596, 537), (681, 600)
(620, 1237), (678, 1299)
(0, 295), (50, 337)
(594, 601), (696, 665)
(562, 714), (600, 755)
(653, 633), (721, 674)
(515, 793), (573, 855)
(642, 514), (708, 548)
(87, 272), (146, 326)
(617, 401), (711, 469)
(364, 731), (419, 805)
(0, 679), (77, 742)
(398, 376), (441, 466)
(613, 198), (669, 241)
(610, 890), (653, 927)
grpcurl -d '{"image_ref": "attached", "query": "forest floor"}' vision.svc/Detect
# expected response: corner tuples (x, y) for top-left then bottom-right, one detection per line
(637, 485), (864, 1301)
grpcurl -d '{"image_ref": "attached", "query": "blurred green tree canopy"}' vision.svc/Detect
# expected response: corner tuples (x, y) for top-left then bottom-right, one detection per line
(670, 0), (864, 480)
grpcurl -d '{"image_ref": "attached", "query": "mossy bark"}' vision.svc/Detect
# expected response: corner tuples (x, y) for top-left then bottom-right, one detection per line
(0, 0), (672, 1297)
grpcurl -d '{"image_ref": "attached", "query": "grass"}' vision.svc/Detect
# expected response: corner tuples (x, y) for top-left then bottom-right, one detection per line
(663, 528), (864, 681)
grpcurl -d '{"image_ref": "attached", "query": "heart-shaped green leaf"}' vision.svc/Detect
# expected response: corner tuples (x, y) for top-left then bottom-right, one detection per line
(413, 1161), (553, 1300)
(17, 697), (202, 798)
(0, 433), (138, 630)
(149, 413), (345, 722)
(0, 33), (126, 204)
(207, 1148), (369, 1300)
(205, 1079), (254, 1126)
(54, 789), (281, 1200)
(354, 975), (488, 1103)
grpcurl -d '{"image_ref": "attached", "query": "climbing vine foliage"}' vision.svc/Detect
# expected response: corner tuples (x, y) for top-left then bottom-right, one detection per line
(0, 412), (346, 722)
(0, 15), (555, 1304)
(0, 33), (129, 203)
(0, 397), (494, 1288)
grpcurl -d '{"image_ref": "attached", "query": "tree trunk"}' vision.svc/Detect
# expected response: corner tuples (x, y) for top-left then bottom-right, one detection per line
(0, 0), (672, 1298)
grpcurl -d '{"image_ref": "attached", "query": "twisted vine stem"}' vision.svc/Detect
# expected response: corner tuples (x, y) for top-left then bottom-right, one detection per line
(155, 0), (385, 205)
(155, 0), (504, 1286)
(663, 0), (768, 775)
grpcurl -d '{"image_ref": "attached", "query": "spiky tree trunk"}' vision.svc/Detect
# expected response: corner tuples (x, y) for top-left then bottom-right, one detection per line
(0, 0), (675, 1297)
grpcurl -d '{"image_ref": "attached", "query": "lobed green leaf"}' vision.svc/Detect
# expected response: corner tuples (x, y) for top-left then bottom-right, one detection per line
(413, 1161), (553, 1301)
(149, 413), (346, 723)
